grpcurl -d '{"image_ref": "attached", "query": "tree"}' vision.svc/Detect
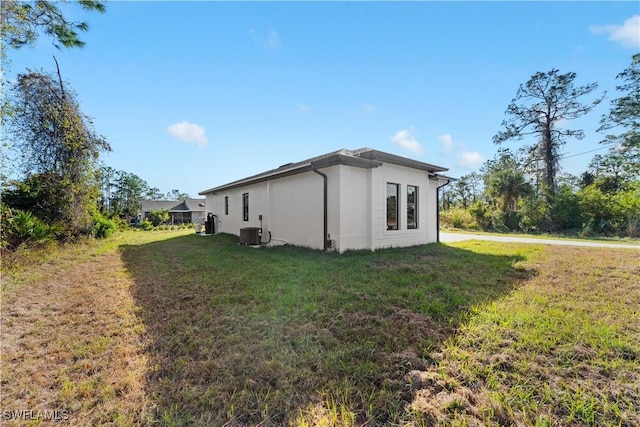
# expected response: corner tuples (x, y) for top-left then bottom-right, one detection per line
(486, 168), (532, 231)
(587, 153), (628, 193)
(147, 209), (169, 227)
(451, 172), (482, 209)
(166, 189), (190, 201)
(1, 1), (106, 182)
(598, 53), (640, 177)
(480, 148), (520, 181)
(147, 187), (165, 201)
(95, 164), (116, 213)
(493, 69), (604, 200)
(110, 171), (150, 219)
(486, 168), (532, 215)
(5, 70), (110, 238)
(1, 0), (105, 51)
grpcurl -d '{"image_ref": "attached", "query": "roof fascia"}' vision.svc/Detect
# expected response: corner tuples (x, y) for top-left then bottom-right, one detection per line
(429, 173), (458, 182)
(200, 154), (382, 195)
(358, 150), (448, 173)
(311, 153), (382, 169)
(200, 164), (315, 194)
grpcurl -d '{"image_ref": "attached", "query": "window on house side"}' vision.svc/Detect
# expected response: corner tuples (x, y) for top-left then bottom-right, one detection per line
(387, 183), (399, 231)
(225, 196), (229, 215)
(407, 185), (418, 229)
(242, 193), (249, 221)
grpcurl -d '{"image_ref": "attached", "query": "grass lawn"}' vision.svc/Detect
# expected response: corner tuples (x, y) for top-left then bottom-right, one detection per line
(441, 228), (640, 246)
(1, 230), (638, 426)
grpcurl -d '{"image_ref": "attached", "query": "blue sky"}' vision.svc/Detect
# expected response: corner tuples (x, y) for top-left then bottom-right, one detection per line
(5, 1), (639, 198)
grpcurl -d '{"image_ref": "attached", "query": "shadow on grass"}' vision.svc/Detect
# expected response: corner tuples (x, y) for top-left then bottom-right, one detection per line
(120, 233), (535, 425)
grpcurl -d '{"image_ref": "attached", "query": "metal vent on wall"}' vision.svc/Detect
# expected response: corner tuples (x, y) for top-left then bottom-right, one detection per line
(239, 227), (261, 245)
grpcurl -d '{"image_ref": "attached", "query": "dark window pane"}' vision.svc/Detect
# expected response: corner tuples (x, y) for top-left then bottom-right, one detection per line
(407, 185), (418, 229)
(387, 183), (399, 231)
(242, 193), (249, 221)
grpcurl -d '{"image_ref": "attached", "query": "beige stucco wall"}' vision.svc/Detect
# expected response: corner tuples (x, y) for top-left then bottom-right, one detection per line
(269, 172), (325, 249)
(370, 163), (434, 250)
(333, 165), (371, 252)
(205, 172), (326, 250)
(204, 162), (442, 252)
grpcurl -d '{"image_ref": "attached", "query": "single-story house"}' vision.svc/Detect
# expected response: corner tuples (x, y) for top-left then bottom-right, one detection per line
(199, 148), (454, 252)
(140, 198), (206, 225)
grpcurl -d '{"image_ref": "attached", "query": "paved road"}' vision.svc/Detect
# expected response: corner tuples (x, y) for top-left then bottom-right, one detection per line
(440, 232), (640, 250)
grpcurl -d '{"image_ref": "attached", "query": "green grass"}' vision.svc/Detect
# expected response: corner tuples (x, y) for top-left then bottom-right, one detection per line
(2, 230), (638, 425)
(443, 228), (640, 245)
(117, 232), (536, 425)
(410, 241), (640, 426)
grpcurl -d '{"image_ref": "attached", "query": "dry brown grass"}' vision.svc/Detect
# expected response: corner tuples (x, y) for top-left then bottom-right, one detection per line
(0, 232), (175, 425)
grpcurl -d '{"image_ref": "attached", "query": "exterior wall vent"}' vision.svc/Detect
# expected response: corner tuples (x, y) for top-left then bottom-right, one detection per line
(239, 227), (261, 245)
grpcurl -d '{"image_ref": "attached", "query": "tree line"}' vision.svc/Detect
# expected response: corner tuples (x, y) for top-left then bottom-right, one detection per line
(1, 1), (190, 251)
(441, 54), (639, 238)
(0, 65), (191, 250)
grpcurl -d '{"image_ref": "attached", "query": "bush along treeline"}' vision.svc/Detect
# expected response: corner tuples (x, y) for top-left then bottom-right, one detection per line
(0, 1), (187, 252)
(1, 66), (113, 252)
(440, 56), (639, 238)
(440, 153), (640, 237)
(0, 69), (189, 252)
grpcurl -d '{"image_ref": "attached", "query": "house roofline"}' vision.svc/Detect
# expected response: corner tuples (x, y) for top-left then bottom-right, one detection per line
(429, 173), (457, 182)
(140, 198), (206, 212)
(358, 150), (448, 173)
(199, 148), (449, 195)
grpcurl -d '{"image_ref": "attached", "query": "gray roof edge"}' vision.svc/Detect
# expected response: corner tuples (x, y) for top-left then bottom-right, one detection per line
(429, 173), (457, 182)
(311, 153), (383, 169)
(198, 149), (350, 194)
(141, 198), (205, 212)
(357, 149), (449, 173)
(200, 164), (315, 194)
(199, 148), (449, 194)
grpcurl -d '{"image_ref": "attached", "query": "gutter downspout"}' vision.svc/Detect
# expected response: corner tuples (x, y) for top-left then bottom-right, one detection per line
(312, 168), (329, 251)
(436, 178), (452, 243)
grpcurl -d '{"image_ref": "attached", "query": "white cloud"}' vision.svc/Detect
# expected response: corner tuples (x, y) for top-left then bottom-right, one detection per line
(459, 150), (485, 169)
(589, 15), (640, 49)
(296, 104), (310, 113)
(436, 133), (486, 170)
(360, 103), (376, 113)
(438, 134), (454, 152)
(167, 121), (208, 148)
(350, 103), (377, 117)
(250, 27), (281, 50)
(390, 128), (423, 156)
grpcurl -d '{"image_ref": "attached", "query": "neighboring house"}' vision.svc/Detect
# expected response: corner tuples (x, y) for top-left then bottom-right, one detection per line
(140, 198), (206, 225)
(199, 148), (454, 252)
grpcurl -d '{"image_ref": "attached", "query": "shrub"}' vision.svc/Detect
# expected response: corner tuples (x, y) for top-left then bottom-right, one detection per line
(1, 206), (60, 251)
(147, 209), (169, 226)
(469, 201), (492, 230)
(499, 211), (521, 231)
(548, 185), (583, 231)
(140, 219), (154, 231)
(578, 185), (620, 236)
(92, 212), (117, 239)
(624, 216), (640, 238)
(519, 196), (546, 232)
(618, 182), (640, 238)
(440, 207), (478, 230)
(109, 215), (130, 230)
